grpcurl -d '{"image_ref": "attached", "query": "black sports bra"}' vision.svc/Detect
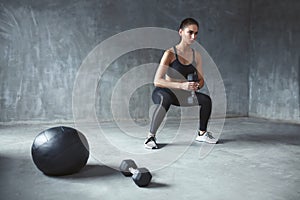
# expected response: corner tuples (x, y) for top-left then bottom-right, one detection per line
(166, 46), (197, 80)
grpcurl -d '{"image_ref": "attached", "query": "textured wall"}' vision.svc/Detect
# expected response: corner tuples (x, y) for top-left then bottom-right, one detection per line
(0, 0), (251, 123)
(249, 0), (300, 122)
(0, 0), (98, 122)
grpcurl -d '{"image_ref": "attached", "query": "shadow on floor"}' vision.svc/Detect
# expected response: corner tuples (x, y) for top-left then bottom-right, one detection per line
(0, 155), (12, 178)
(147, 181), (171, 188)
(157, 143), (169, 149)
(218, 131), (300, 145)
(53, 164), (119, 179)
(53, 164), (171, 188)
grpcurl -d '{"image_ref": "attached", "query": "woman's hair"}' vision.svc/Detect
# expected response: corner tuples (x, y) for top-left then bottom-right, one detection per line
(179, 18), (199, 30)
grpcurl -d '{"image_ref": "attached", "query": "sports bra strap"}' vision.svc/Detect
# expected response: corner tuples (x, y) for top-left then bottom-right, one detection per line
(173, 46), (178, 59)
(192, 49), (195, 63)
(173, 46), (195, 64)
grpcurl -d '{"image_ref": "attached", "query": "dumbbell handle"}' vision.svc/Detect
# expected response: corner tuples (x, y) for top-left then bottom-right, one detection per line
(187, 73), (197, 95)
(128, 167), (138, 174)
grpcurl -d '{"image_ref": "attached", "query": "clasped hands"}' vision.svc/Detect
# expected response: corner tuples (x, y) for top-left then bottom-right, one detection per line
(181, 81), (200, 91)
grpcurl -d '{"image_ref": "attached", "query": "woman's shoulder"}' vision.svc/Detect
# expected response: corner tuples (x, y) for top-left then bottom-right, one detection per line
(165, 47), (175, 54)
(163, 47), (176, 58)
(160, 47), (176, 64)
(192, 49), (202, 61)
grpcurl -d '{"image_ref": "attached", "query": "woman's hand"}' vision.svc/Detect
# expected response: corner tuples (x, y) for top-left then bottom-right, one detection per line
(180, 82), (199, 91)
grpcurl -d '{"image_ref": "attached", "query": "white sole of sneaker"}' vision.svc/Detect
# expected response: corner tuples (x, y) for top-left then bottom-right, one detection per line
(144, 144), (158, 149)
(195, 139), (217, 144)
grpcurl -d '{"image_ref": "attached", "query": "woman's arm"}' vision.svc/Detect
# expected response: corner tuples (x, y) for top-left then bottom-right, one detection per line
(195, 51), (205, 89)
(154, 50), (184, 89)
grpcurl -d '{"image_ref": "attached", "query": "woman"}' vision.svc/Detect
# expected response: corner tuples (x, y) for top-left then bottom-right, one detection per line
(145, 18), (218, 149)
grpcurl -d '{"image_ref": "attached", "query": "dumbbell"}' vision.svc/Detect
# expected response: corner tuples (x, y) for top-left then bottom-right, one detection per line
(119, 159), (152, 187)
(187, 73), (198, 104)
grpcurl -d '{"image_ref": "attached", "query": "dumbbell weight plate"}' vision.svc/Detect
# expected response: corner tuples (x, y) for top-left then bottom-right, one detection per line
(119, 159), (138, 176)
(132, 167), (152, 187)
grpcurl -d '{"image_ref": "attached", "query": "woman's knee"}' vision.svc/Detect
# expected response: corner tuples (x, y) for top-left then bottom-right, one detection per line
(152, 89), (173, 110)
(197, 93), (212, 107)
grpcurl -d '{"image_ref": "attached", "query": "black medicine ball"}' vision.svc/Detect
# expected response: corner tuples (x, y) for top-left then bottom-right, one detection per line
(31, 126), (89, 176)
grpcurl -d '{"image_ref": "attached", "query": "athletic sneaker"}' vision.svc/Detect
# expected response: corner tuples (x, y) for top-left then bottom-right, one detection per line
(144, 136), (158, 149)
(195, 131), (218, 144)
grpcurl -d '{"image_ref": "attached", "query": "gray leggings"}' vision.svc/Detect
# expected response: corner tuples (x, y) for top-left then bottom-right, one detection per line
(150, 87), (212, 134)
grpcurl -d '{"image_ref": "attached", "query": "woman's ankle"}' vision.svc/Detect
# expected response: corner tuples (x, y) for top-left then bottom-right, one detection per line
(199, 130), (206, 135)
(147, 132), (156, 138)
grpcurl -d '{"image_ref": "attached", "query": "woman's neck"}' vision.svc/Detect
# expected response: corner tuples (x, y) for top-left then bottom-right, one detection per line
(176, 41), (191, 53)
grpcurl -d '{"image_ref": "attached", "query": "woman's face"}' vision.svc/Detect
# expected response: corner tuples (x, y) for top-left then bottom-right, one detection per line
(179, 24), (198, 45)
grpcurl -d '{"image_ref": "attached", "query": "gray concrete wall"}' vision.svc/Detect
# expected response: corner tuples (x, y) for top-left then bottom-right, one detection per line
(0, 0), (251, 124)
(0, 0), (98, 123)
(8, 0), (299, 124)
(249, 0), (300, 123)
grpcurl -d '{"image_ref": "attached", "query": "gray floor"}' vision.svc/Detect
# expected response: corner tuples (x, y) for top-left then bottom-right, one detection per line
(0, 117), (300, 200)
